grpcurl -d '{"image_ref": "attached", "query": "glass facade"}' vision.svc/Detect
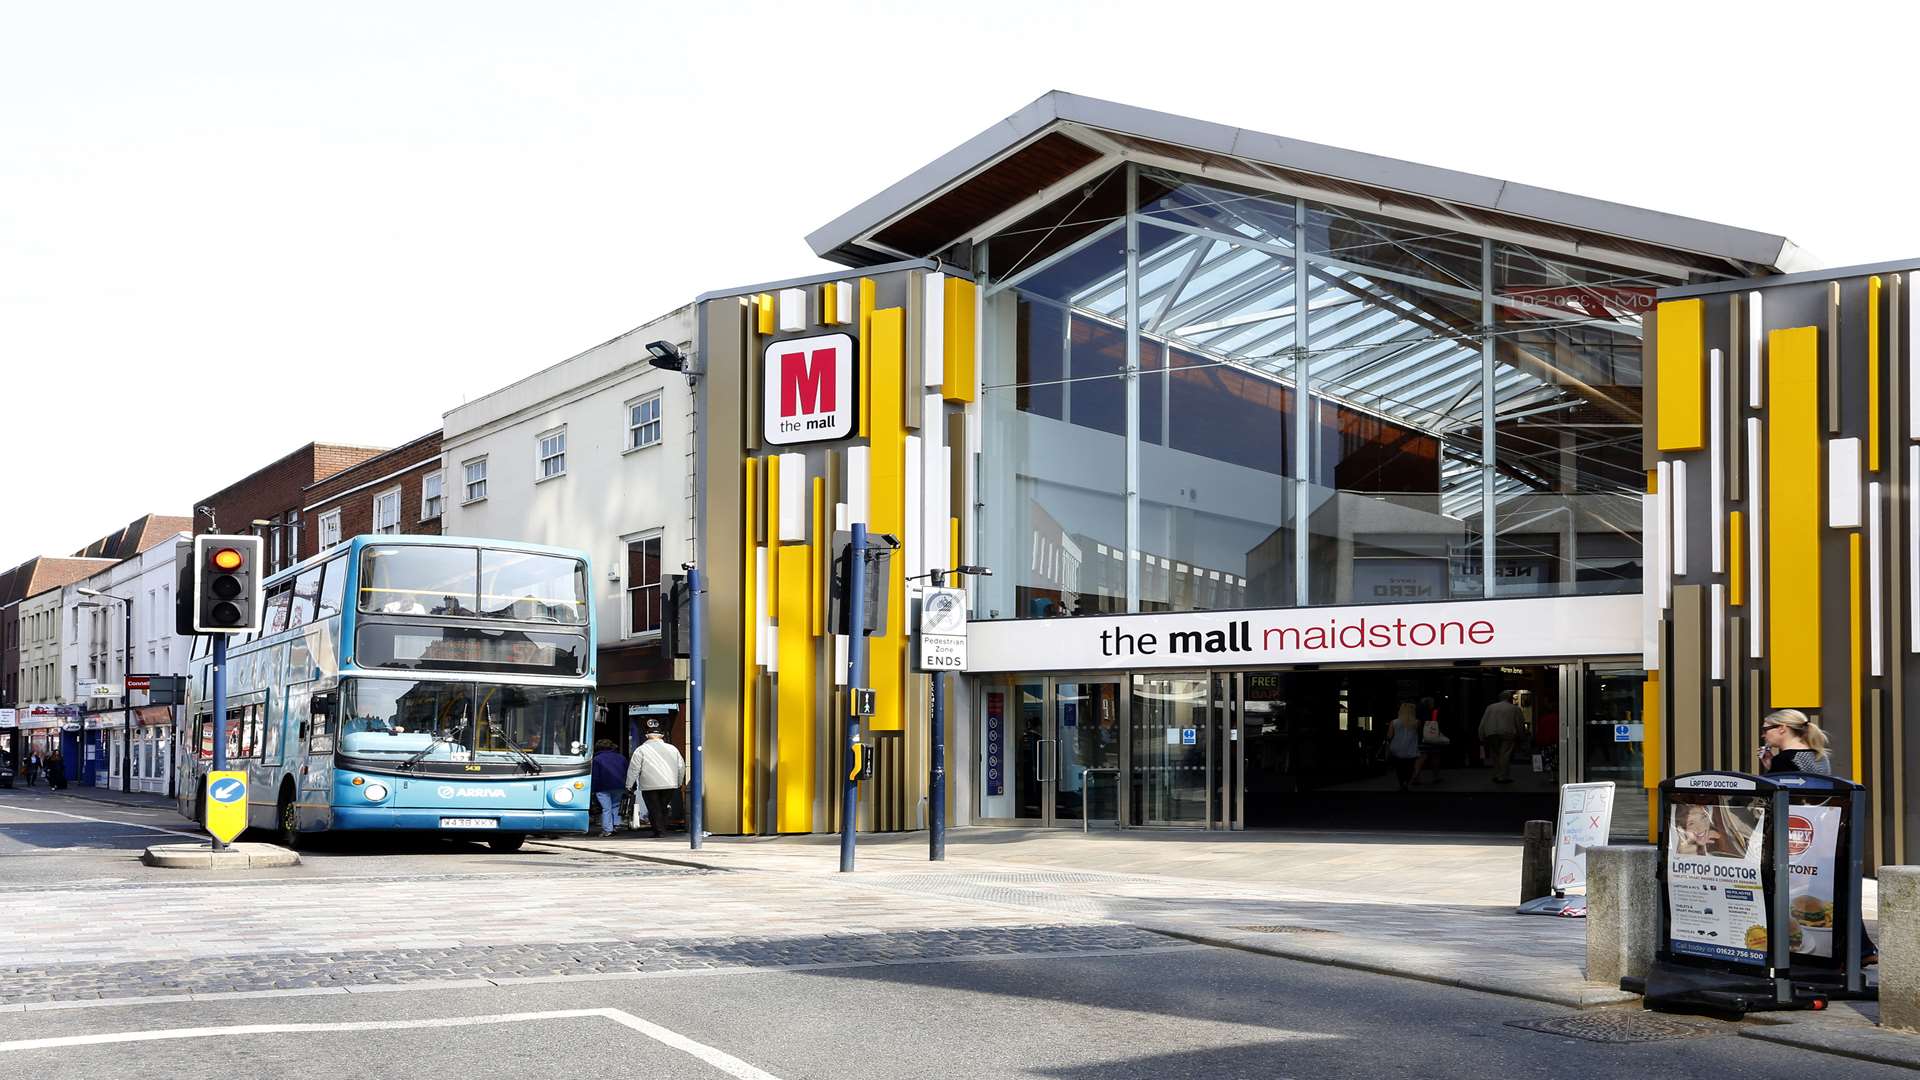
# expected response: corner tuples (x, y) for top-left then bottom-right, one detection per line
(977, 164), (1706, 620)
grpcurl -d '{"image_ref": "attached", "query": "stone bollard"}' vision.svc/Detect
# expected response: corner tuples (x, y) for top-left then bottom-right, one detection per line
(1585, 844), (1659, 987)
(1882, 866), (1920, 1032)
(1520, 820), (1554, 904)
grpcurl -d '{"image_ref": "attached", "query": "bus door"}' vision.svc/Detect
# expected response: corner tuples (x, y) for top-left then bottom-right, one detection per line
(303, 687), (339, 816)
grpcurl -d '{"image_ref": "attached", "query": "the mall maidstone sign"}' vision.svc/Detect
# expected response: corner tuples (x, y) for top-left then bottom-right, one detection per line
(964, 593), (1641, 673)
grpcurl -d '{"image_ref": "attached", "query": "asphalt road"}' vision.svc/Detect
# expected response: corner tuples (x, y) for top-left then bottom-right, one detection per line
(0, 786), (1907, 1079)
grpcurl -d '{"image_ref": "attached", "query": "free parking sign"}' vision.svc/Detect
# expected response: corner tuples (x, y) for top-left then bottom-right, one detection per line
(205, 770), (248, 844)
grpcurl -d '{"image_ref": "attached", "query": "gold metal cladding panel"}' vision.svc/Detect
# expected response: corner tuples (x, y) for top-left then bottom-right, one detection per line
(1729, 511), (1746, 606)
(765, 455), (781, 599)
(857, 278), (876, 439)
(1851, 532), (1864, 781)
(1768, 326), (1823, 708)
(776, 542), (816, 834)
(696, 298), (750, 835)
(1871, 276), (1884, 472)
(741, 456), (760, 834)
(868, 306), (908, 732)
(1827, 283), (1842, 435)
(1656, 299), (1706, 451)
(943, 276), (978, 403)
(1672, 585), (1705, 776)
(811, 476), (827, 637)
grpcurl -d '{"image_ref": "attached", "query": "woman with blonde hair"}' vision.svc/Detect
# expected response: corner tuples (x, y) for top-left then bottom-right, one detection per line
(1387, 702), (1424, 791)
(1759, 708), (1830, 775)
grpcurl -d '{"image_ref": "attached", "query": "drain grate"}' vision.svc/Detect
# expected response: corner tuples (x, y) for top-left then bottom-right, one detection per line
(1507, 1013), (1718, 1044)
(1230, 925), (1338, 935)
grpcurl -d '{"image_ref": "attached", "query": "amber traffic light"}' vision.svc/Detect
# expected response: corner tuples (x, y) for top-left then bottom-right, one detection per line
(189, 535), (263, 634)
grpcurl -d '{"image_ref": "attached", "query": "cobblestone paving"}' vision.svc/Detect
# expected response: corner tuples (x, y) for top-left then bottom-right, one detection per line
(0, 866), (700, 895)
(0, 924), (1172, 1006)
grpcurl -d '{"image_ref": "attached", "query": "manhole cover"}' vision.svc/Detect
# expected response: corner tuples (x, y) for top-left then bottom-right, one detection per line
(1230, 925), (1338, 935)
(1507, 1014), (1717, 1044)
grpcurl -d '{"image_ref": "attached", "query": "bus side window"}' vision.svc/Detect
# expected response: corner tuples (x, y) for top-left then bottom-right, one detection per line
(310, 690), (338, 753)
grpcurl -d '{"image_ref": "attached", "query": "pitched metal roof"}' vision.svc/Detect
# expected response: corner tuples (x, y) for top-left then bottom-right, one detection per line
(808, 91), (1795, 276)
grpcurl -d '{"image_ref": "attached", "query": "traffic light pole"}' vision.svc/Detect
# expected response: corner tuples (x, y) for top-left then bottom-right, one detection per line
(842, 524), (866, 873)
(210, 633), (229, 852)
(930, 665), (946, 862)
(686, 565), (704, 851)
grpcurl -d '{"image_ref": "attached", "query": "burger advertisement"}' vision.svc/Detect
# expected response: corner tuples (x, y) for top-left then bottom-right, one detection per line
(1785, 805), (1842, 959)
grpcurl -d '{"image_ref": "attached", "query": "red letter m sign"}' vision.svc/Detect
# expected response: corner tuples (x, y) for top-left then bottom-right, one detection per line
(780, 347), (837, 418)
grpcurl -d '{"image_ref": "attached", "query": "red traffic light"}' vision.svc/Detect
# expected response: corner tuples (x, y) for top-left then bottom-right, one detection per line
(211, 547), (244, 571)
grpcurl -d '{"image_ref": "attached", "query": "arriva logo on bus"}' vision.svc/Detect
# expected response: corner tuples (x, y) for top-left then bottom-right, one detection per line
(437, 785), (508, 799)
(965, 594), (1642, 673)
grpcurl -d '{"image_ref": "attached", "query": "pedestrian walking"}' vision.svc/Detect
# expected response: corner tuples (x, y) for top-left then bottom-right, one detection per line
(589, 739), (628, 837)
(46, 748), (67, 791)
(1477, 690), (1527, 785)
(25, 752), (39, 787)
(1758, 708), (1878, 966)
(624, 723), (687, 839)
(1387, 702), (1423, 792)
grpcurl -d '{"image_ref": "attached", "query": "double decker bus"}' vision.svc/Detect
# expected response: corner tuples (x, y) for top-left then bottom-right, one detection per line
(177, 535), (596, 851)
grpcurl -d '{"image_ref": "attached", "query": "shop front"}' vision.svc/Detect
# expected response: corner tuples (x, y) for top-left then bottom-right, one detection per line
(969, 595), (1649, 836)
(111, 705), (174, 796)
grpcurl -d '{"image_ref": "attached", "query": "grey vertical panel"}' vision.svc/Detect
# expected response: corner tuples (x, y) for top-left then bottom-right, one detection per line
(905, 271), (926, 432)
(1890, 275), (1908, 863)
(696, 299), (748, 834)
(1729, 615), (1744, 770)
(1870, 687), (1885, 868)
(1672, 584), (1706, 775)
(1710, 684), (1724, 772)
(1828, 281), (1842, 434)
(947, 409), (967, 563)
(1750, 667), (1764, 773)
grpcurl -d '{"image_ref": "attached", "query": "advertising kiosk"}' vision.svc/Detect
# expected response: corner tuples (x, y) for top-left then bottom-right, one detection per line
(1639, 771), (1874, 1015)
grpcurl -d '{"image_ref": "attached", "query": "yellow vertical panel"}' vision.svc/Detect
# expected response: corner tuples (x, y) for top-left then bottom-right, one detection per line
(1643, 668), (1662, 842)
(1729, 510), (1745, 606)
(765, 455), (780, 601)
(740, 457), (759, 834)
(756, 293), (776, 335)
(1768, 326), (1823, 707)
(776, 543), (816, 833)
(941, 276), (977, 402)
(868, 307), (907, 732)
(1656, 299), (1706, 451)
(811, 477), (826, 637)
(857, 278), (876, 438)
(821, 282), (837, 327)
(1870, 276), (1883, 472)
(949, 517), (960, 588)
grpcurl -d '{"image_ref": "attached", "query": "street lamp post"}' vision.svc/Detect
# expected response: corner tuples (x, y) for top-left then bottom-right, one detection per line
(77, 589), (132, 794)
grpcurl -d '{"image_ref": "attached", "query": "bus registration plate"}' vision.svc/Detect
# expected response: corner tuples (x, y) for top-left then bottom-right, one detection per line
(440, 818), (498, 829)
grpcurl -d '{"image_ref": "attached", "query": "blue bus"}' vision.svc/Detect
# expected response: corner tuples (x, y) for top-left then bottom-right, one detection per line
(176, 535), (597, 851)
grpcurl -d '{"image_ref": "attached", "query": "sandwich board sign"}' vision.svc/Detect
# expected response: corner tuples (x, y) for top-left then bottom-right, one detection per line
(1518, 780), (1614, 917)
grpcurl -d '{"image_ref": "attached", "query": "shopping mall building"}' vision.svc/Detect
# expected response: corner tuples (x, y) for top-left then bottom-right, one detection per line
(680, 92), (1912, 856)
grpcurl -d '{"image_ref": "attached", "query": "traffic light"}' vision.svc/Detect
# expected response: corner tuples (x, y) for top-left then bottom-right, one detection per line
(660, 574), (690, 659)
(189, 535), (263, 634)
(828, 531), (892, 636)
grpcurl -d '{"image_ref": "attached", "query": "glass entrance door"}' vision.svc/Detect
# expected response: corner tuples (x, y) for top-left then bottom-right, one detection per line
(978, 677), (1124, 826)
(1211, 672), (1242, 830)
(1129, 673), (1211, 827)
(1054, 681), (1123, 827)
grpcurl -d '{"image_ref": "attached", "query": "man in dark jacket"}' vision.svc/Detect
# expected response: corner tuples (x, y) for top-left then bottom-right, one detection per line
(589, 740), (628, 837)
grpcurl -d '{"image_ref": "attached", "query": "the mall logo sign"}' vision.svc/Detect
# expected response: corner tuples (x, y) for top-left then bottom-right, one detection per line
(764, 332), (855, 445)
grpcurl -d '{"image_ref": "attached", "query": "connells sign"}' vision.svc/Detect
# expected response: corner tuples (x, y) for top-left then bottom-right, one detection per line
(965, 594), (1641, 673)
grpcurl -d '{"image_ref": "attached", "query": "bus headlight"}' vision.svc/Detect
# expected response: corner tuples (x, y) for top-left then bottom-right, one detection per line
(550, 785), (575, 806)
(364, 783), (389, 802)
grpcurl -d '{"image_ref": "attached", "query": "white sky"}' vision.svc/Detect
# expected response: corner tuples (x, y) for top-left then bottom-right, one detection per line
(5, 1), (1917, 570)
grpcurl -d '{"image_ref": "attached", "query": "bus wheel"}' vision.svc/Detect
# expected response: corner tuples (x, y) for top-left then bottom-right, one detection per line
(488, 834), (526, 853)
(277, 791), (304, 850)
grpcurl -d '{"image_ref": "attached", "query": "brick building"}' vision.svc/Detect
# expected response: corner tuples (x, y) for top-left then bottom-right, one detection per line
(1, 555), (140, 708)
(194, 443), (386, 575)
(301, 431), (444, 555)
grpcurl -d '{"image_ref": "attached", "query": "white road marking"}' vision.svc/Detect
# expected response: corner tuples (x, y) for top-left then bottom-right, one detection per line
(2, 805), (201, 840)
(0, 1007), (783, 1077)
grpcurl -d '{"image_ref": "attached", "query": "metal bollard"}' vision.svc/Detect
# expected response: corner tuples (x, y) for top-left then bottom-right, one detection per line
(1881, 866), (1920, 1032)
(1520, 819), (1554, 905)
(1585, 844), (1659, 986)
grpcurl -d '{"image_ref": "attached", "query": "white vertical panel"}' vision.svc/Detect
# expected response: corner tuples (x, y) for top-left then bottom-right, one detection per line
(1711, 583), (1726, 681)
(1748, 290), (1764, 410)
(1710, 348), (1726, 573)
(1670, 460), (1687, 577)
(1643, 491), (1664, 670)
(1870, 481), (1885, 676)
(904, 434), (924, 583)
(922, 272), (945, 389)
(777, 454), (806, 542)
(778, 288), (806, 332)
(834, 501), (849, 532)
(755, 546), (772, 671)
(1827, 437), (1862, 528)
(833, 634), (848, 686)
(835, 280), (854, 326)
(1911, 446), (1920, 652)
(921, 393), (948, 576)
(846, 446), (869, 526)
(1748, 417), (1765, 658)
